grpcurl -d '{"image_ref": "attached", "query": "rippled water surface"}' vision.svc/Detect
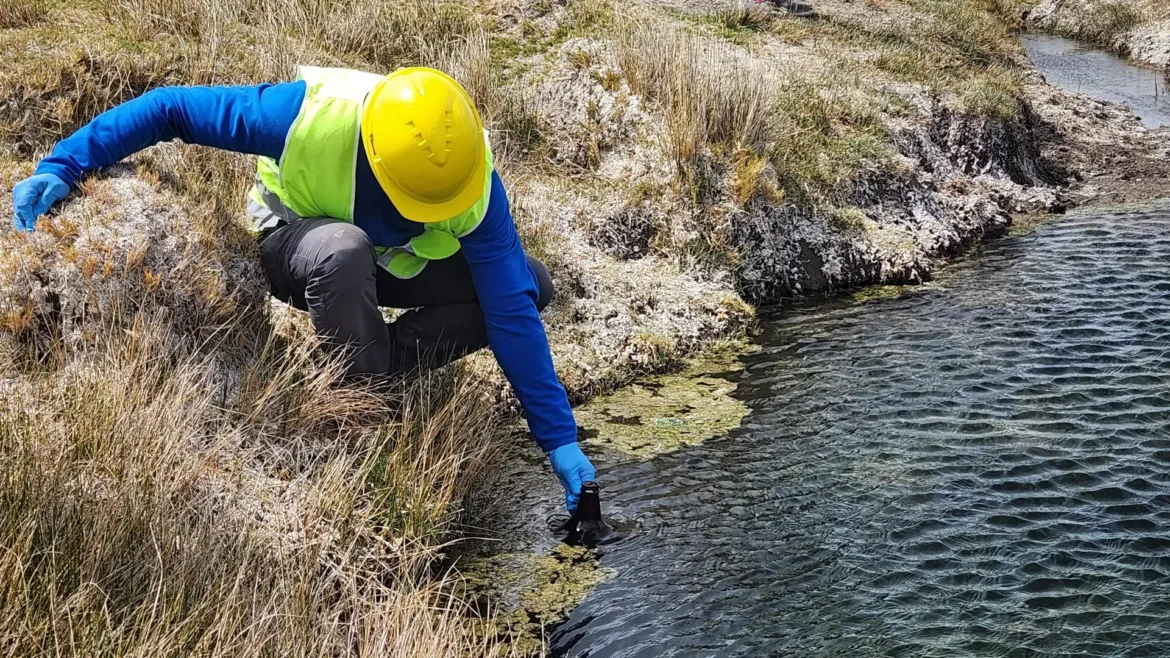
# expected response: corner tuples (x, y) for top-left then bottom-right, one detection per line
(555, 206), (1170, 657)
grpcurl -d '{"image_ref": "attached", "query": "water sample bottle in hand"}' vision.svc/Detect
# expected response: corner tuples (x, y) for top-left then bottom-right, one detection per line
(564, 480), (612, 545)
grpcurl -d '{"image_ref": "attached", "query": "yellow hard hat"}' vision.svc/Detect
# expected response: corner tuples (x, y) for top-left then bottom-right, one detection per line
(361, 67), (486, 223)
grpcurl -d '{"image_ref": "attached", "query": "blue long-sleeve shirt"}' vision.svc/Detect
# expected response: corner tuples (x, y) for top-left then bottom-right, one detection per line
(36, 81), (578, 452)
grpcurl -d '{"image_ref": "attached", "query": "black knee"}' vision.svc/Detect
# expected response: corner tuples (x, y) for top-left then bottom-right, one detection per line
(527, 255), (555, 312)
(260, 218), (376, 311)
(312, 222), (376, 285)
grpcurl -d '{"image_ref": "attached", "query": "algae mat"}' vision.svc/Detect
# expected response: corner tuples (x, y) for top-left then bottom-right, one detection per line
(573, 347), (752, 459)
(461, 545), (614, 657)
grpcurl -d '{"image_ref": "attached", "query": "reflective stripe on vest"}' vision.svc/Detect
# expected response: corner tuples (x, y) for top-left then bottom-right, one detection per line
(252, 65), (494, 279)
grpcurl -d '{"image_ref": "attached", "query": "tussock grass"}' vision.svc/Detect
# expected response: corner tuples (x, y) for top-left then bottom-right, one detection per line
(711, 3), (779, 32)
(0, 0), (49, 28)
(616, 23), (772, 165)
(0, 0), (539, 654)
(0, 318), (510, 656)
(0, 162), (517, 654)
(1049, 0), (1147, 45)
(616, 15), (886, 205)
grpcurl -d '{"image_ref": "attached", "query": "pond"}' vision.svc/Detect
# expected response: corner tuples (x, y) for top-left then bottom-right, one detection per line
(554, 204), (1170, 657)
(1020, 33), (1170, 129)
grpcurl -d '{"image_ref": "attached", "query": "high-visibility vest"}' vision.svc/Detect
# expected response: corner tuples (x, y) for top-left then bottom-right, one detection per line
(249, 66), (493, 279)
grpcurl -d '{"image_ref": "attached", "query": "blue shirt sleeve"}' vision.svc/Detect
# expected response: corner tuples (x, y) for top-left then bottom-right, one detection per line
(461, 173), (578, 453)
(36, 82), (307, 187)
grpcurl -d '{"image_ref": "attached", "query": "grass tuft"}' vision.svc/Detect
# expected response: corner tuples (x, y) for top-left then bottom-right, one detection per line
(1065, 1), (1147, 45)
(0, 0), (50, 28)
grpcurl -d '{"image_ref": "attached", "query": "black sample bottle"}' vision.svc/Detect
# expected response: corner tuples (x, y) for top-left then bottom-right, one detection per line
(563, 480), (612, 545)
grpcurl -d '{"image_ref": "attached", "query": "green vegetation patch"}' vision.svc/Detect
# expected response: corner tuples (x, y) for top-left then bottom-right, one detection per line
(1043, 0), (1147, 46)
(574, 346), (752, 458)
(799, 0), (1029, 119)
(462, 545), (615, 657)
(1007, 212), (1055, 236)
(852, 284), (916, 303)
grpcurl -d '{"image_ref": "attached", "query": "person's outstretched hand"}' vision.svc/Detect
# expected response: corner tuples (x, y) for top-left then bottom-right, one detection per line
(547, 442), (596, 512)
(12, 173), (69, 232)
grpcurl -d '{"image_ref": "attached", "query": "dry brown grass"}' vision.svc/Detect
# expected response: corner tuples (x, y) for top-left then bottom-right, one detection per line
(0, 158), (523, 655)
(0, 318), (513, 656)
(615, 12), (888, 207)
(0, 0), (543, 655)
(0, 0), (50, 28)
(616, 19), (772, 169)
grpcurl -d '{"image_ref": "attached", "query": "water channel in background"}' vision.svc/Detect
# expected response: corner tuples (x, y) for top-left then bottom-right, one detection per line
(1020, 33), (1170, 129)
(553, 204), (1170, 657)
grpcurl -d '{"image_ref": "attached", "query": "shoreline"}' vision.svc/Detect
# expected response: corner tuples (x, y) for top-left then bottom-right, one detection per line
(459, 1), (1170, 651)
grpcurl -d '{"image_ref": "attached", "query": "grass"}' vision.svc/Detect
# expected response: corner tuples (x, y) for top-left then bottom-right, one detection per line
(0, 160), (521, 654)
(615, 23), (773, 170)
(682, 5), (777, 47)
(0, 321), (510, 656)
(1047, 1), (1147, 45)
(827, 0), (1028, 115)
(615, 14), (889, 207)
(0, 0), (49, 27)
(0, 0), (545, 655)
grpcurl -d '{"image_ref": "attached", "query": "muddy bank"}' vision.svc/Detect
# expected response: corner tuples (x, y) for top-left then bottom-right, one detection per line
(1022, 80), (1170, 205)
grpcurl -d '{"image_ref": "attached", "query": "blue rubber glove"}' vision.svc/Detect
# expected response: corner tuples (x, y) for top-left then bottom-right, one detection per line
(12, 173), (70, 232)
(548, 442), (597, 512)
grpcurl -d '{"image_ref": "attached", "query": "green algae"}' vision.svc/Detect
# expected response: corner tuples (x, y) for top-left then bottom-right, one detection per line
(851, 284), (919, 303)
(573, 343), (752, 458)
(1008, 212), (1055, 237)
(461, 544), (614, 657)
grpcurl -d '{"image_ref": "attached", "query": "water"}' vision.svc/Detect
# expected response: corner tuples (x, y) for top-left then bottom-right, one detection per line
(1020, 33), (1170, 129)
(554, 205), (1170, 657)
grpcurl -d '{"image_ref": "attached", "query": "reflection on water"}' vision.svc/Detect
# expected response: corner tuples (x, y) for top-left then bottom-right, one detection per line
(1021, 33), (1170, 129)
(554, 204), (1170, 657)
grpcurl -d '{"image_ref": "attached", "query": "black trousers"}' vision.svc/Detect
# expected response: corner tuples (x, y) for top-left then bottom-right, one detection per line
(258, 217), (554, 375)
